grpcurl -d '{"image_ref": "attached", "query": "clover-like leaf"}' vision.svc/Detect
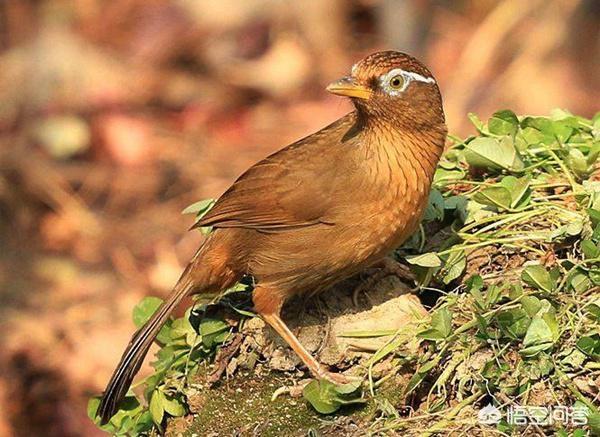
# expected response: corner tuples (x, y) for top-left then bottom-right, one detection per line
(132, 297), (171, 344)
(500, 175), (530, 208)
(182, 198), (216, 216)
(521, 265), (555, 293)
(441, 250), (466, 284)
(497, 308), (531, 340)
(576, 334), (600, 359)
(422, 189), (445, 222)
(406, 252), (442, 267)
(418, 307), (452, 341)
(582, 240), (600, 259)
(464, 136), (524, 172)
(149, 390), (165, 425)
(433, 167), (466, 186)
(198, 318), (229, 348)
(473, 186), (512, 210)
(521, 116), (573, 144)
(162, 395), (186, 417)
(303, 380), (363, 414)
(488, 109), (519, 136)
(520, 302), (559, 357)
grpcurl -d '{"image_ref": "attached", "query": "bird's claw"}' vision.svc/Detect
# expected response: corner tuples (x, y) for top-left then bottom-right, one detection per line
(318, 370), (361, 386)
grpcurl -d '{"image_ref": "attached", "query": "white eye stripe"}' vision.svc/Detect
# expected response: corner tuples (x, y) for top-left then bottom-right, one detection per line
(379, 68), (435, 95)
(397, 69), (436, 84)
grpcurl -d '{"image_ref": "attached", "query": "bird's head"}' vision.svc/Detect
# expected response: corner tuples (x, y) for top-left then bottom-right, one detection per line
(327, 51), (445, 129)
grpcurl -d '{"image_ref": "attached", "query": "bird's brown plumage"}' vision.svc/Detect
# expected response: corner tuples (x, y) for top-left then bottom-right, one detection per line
(98, 51), (447, 423)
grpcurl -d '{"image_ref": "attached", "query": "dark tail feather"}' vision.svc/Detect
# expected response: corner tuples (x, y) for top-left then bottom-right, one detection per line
(98, 265), (197, 424)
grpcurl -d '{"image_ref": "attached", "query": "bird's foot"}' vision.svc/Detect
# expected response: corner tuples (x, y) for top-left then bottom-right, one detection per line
(352, 257), (417, 306)
(317, 369), (361, 386)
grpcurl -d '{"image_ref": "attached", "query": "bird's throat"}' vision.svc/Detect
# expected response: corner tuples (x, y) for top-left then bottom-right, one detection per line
(362, 119), (446, 183)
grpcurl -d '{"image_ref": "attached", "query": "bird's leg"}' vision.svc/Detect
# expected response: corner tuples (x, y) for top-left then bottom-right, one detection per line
(253, 286), (353, 385)
(352, 256), (417, 306)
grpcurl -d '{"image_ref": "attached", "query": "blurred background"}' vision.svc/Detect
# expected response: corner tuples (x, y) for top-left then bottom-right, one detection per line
(0, 0), (598, 435)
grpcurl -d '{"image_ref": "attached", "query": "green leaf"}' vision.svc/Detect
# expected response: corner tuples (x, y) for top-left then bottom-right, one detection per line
(464, 136), (524, 172)
(521, 265), (555, 292)
(588, 208), (600, 227)
(419, 307), (452, 340)
(133, 411), (154, 435)
(303, 380), (363, 414)
(560, 348), (588, 369)
(509, 283), (524, 300)
(569, 272), (591, 293)
(566, 148), (590, 176)
(550, 108), (575, 121)
(565, 219), (583, 237)
(585, 300), (600, 321)
(530, 353), (554, 378)
(417, 328), (445, 341)
(576, 334), (600, 359)
(169, 317), (196, 340)
(521, 296), (542, 317)
(475, 313), (489, 336)
(441, 250), (466, 284)
(368, 334), (408, 365)
(132, 297), (171, 344)
(404, 361), (437, 395)
(488, 110), (519, 136)
(499, 175), (530, 208)
(198, 318), (228, 336)
(87, 397), (101, 423)
(465, 274), (484, 293)
(473, 186), (512, 210)
(184, 198), (217, 234)
(582, 240), (600, 259)
(133, 297), (164, 328)
(587, 142), (600, 166)
(540, 305), (559, 342)
(589, 412), (600, 436)
(464, 198), (496, 223)
(592, 223), (600, 243)
(423, 189), (445, 222)
(497, 308), (531, 339)
(406, 252), (442, 267)
(162, 395), (186, 417)
(333, 380), (363, 395)
(149, 390), (165, 425)
(182, 198), (216, 215)
(519, 126), (546, 145)
(198, 318), (229, 348)
(520, 341), (553, 357)
(486, 284), (503, 307)
(521, 116), (573, 144)
(433, 167), (465, 186)
(444, 195), (468, 222)
(521, 304), (559, 357)
(433, 307), (452, 337)
(468, 112), (486, 133)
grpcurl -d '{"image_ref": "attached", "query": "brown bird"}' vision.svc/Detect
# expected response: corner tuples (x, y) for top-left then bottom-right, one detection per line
(98, 50), (447, 423)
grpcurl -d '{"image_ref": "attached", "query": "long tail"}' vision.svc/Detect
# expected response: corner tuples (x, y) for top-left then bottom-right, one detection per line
(98, 261), (198, 424)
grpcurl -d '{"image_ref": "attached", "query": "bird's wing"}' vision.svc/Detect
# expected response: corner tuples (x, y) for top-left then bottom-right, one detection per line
(194, 115), (356, 232)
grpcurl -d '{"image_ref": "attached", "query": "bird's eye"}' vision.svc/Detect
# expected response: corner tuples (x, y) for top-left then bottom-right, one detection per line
(389, 75), (405, 89)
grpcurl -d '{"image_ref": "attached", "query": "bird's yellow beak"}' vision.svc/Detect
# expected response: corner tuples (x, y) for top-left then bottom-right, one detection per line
(326, 76), (371, 100)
